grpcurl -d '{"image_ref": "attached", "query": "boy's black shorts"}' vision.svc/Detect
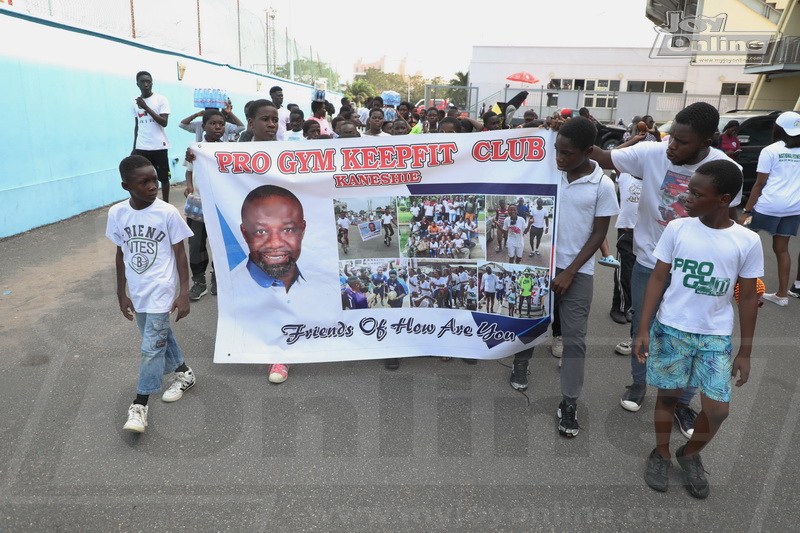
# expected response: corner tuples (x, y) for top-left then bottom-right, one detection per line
(134, 149), (171, 182)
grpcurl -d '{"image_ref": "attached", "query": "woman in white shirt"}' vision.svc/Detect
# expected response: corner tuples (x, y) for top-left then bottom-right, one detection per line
(739, 111), (800, 306)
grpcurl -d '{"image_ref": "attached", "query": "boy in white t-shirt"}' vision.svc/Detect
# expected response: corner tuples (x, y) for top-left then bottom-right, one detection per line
(106, 155), (195, 434)
(510, 117), (619, 435)
(132, 71), (172, 202)
(381, 209), (396, 243)
(635, 160), (762, 499)
(183, 110), (225, 301)
(283, 110), (306, 142)
(526, 197), (549, 256)
(503, 204), (527, 263)
(589, 102), (741, 439)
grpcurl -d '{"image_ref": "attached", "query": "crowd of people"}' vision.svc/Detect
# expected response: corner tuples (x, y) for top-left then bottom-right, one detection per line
(123, 69), (800, 500)
(477, 267), (549, 317)
(337, 263), (480, 311)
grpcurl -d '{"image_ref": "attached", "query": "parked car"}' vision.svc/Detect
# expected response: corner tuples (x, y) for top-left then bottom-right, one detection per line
(415, 98), (448, 114)
(660, 110), (782, 197)
(510, 109), (626, 150)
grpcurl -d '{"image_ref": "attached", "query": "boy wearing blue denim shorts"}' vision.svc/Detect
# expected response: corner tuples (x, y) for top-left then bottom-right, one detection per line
(634, 160), (763, 498)
(106, 155), (196, 433)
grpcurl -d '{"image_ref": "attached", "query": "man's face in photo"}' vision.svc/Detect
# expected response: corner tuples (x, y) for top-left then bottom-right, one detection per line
(241, 195), (306, 281)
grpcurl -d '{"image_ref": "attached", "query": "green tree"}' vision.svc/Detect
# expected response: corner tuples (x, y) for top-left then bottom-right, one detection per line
(345, 79), (377, 103)
(447, 71), (469, 106)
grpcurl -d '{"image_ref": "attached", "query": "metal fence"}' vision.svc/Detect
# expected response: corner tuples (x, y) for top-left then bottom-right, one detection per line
(503, 87), (751, 124)
(4, 0), (339, 85)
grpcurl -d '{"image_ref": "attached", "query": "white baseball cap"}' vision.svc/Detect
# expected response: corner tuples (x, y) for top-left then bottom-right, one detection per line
(776, 111), (800, 137)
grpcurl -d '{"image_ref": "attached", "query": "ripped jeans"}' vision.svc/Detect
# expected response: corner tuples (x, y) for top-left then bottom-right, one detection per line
(134, 313), (185, 395)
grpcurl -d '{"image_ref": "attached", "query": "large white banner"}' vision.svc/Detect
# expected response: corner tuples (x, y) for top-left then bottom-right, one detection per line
(194, 129), (560, 363)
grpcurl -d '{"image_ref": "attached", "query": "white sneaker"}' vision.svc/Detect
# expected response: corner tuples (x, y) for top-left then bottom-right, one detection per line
(123, 404), (148, 433)
(551, 336), (563, 358)
(615, 340), (632, 356)
(598, 255), (621, 268)
(762, 293), (788, 307)
(162, 368), (196, 402)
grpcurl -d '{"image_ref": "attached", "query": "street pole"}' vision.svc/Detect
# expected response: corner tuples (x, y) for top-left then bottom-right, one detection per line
(236, 0), (242, 67)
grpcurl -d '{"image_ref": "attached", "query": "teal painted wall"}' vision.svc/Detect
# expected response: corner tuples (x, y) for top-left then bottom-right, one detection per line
(0, 11), (338, 238)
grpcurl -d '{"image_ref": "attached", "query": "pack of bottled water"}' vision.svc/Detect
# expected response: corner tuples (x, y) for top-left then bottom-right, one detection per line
(193, 88), (228, 109)
(184, 193), (204, 221)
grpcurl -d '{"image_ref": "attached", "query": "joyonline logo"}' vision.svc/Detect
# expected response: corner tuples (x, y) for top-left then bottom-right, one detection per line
(650, 11), (779, 65)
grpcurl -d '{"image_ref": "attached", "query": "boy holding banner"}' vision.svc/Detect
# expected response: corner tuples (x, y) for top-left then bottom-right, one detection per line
(511, 118), (619, 440)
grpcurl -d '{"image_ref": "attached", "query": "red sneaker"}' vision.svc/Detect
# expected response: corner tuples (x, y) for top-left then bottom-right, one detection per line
(268, 363), (289, 384)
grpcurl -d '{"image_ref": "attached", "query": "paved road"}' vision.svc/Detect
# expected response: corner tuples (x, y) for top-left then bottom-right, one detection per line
(1, 183), (798, 532)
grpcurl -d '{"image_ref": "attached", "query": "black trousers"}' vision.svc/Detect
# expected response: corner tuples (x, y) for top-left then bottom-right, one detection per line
(187, 218), (213, 282)
(611, 229), (635, 314)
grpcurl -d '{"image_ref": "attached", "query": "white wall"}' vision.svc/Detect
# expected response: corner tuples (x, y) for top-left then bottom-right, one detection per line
(469, 45), (755, 107)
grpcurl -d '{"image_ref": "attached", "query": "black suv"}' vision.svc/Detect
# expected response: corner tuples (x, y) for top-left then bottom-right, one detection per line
(511, 109), (626, 150)
(717, 110), (782, 197)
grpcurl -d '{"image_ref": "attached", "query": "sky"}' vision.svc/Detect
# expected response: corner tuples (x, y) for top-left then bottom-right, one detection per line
(264, 0), (660, 81)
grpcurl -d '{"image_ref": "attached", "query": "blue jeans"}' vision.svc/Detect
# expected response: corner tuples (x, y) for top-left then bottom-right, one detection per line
(135, 312), (185, 395)
(629, 262), (696, 404)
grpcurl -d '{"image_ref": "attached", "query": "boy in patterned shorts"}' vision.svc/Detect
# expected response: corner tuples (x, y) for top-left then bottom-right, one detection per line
(634, 160), (763, 498)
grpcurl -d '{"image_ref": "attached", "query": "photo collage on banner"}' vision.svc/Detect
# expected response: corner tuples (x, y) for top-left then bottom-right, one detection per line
(336, 192), (556, 319)
(194, 129), (560, 363)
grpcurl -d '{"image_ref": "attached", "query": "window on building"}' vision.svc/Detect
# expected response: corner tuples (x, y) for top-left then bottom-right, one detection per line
(721, 82), (751, 95)
(628, 81), (646, 92)
(596, 80), (609, 91)
(583, 95), (617, 109)
(664, 82), (684, 93)
(610, 80), (621, 91)
(645, 81), (665, 93)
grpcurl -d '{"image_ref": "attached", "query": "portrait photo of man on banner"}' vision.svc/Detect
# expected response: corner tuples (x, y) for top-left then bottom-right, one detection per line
(192, 129), (559, 364)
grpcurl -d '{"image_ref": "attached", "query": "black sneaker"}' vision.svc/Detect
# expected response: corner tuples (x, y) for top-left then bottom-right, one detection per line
(210, 273), (217, 295)
(189, 281), (208, 301)
(674, 404), (698, 438)
(609, 309), (627, 324)
(676, 445), (710, 499)
(788, 286), (800, 298)
(620, 383), (647, 412)
(384, 358), (400, 370)
(557, 401), (579, 438)
(510, 360), (528, 391)
(644, 448), (672, 492)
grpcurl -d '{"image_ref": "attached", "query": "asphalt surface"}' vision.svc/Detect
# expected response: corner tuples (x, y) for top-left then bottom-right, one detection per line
(1, 183), (799, 532)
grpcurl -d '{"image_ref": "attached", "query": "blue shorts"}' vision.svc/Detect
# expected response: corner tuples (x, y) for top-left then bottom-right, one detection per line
(749, 209), (800, 237)
(646, 319), (733, 402)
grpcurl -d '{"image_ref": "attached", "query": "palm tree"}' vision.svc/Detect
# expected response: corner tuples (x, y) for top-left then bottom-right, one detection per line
(346, 79), (377, 104)
(447, 71), (469, 107)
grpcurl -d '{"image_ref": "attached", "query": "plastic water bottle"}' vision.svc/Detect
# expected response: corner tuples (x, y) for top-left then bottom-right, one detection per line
(184, 194), (204, 221)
